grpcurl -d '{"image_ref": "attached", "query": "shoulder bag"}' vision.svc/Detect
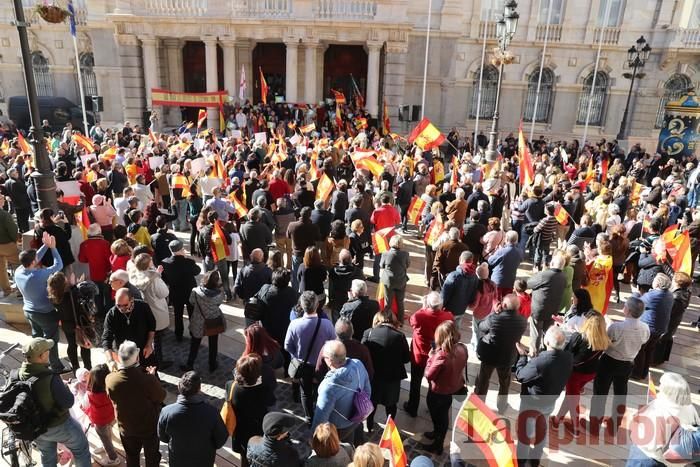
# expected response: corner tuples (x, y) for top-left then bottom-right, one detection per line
(220, 382), (237, 436)
(243, 286), (268, 322)
(288, 317), (321, 380)
(69, 291), (97, 349)
(194, 294), (226, 337)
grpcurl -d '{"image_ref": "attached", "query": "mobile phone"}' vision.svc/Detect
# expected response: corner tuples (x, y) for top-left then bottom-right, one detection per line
(57, 210), (65, 218)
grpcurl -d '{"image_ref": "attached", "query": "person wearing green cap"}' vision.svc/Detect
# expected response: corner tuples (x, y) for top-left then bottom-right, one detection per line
(19, 337), (91, 467)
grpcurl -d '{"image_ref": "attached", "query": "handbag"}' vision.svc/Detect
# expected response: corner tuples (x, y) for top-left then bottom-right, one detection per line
(194, 294), (226, 337)
(329, 367), (374, 424)
(243, 287), (267, 321)
(69, 291), (97, 349)
(288, 317), (322, 380)
(220, 382), (237, 436)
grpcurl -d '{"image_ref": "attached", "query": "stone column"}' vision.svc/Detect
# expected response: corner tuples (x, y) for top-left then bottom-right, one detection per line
(220, 38), (237, 103)
(384, 43), (408, 132)
(140, 36), (159, 126)
(116, 33), (143, 124)
(304, 40), (319, 104)
(285, 40), (299, 103)
(164, 38), (183, 126)
(366, 41), (382, 118)
(203, 36), (219, 130)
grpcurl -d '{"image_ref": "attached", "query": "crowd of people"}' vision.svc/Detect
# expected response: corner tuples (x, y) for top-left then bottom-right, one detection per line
(0, 98), (699, 467)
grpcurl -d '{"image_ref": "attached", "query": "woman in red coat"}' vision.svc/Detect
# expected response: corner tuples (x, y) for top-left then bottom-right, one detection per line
(77, 224), (112, 315)
(109, 239), (132, 272)
(422, 320), (468, 455)
(80, 364), (119, 466)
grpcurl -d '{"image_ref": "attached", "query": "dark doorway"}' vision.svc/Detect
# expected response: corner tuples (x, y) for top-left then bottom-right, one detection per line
(181, 40), (224, 122)
(252, 43), (286, 103)
(323, 45), (367, 103)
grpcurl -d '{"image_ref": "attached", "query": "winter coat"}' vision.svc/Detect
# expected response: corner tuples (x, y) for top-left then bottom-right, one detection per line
(641, 288), (673, 335)
(425, 344), (468, 395)
(247, 436), (301, 467)
(90, 195), (116, 227)
(311, 358), (371, 431)
(157, 394), (228, 467)
(227, 379), (273, 454)
(78, 236), (112, 282)
(379, 247), (410, 289)
(328, 263), (363, 311)
(477, 309), (528, 368)
(470, 278), (498, 320)
(441, 264), (479, 317)
(529, 268), (567, 322)
(160, 255), (201, 302)
(189, 286), (226, 339)
(150, 229), (177, 266)
(339, 296), (380, 340)
(487, 244), (524, 289)
(81, 391), (115, 426)
(257, 283), (297, 344)
(129, 267), (170, 331)
(234, 262), (272, 301)
(361, 324), (410, 382)
(106, 366), (166, 437)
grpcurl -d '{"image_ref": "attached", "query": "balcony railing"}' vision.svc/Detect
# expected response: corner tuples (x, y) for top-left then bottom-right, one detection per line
(535, 23), (562, 42)
(232, 0), (293, 18)
(592, 26), (621, 45)
(679, 28), (700, 48)
(315, 0), (376, 20)
(22, 0), (87, 24)
(477, 21), (498, 39)
(144, 0), (208, 16)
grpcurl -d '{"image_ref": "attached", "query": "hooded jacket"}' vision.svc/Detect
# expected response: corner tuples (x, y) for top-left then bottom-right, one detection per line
(441, 263), (479, 316)
(311, 358), (371, 431)
(189, 286), (225, 339)
(129, 266), (170, 331)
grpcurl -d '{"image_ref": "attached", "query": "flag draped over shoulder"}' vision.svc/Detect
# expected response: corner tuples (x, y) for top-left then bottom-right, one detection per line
(424, 218), (444, 247)
(210, 221), (230, 262)
(372, 227), (395, 255)
(172, 174), (190, 198)
(584, 254), (614, 314)
(229, 192), (248, 219)
(379, 416), (407, 467)
(408, 118), (445, 151)
(406, 196), (426, 225)
(455, 393), (517, 467)
(517, 124), (534, 186)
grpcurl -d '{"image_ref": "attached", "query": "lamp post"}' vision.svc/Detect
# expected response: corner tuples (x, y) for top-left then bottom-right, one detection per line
(484, 0), (519, 163)
(11, 0), (57, 212)
(616, 35), (651, 141)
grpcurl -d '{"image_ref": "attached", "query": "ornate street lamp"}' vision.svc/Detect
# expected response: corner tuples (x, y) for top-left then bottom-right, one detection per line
(616, 35), (651, 141)
(484, 0), (519, 163)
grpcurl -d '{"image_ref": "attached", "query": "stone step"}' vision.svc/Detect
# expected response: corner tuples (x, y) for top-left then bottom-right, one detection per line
(0, 295), (25, 325)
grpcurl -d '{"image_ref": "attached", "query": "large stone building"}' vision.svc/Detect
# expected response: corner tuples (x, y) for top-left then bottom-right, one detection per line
(1, 0), (699, 147)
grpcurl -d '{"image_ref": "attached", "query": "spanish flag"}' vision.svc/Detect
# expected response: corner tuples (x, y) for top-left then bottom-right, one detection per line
(76, 206), (91, 240)
(355, 117), (368, 130)
(197, 109), (207, 129)
(185, 121), (195, 130)
(600, 158), (609, 185)
(259, 67), (269, 105)
(450, 156), (460, 190)
(517, 124), (534, 187)
(455, 394), (517, 467)
(213, 152), (228, 184)
(431, 159), (445, 185)
(354, 156), (384, 178)
(335, 105), (343, 129)
(102, 146), (118, 161)
(656, 225), (692, 275)
(372, 227), (395, 255)
(378, 416), (407, 467)
(316, 173), (335, 203)
(73, 134), (96, 154)
(332, 89), (346, 105)
(169, 141), (191, 156)
(308, 162), (319, 181)
(300, 122), (316, 134)
(407, 196), (426, 225)
(376, 282), (399, 316)
(172, 174), (191, 198)
(424, 218), (444, 247)
(16, 132), (32, 155)
(382, 99), (391, 135)
(647, 374), (657, 403)
(210, 221), (230, 262)
(229, 192), (248, 219)
(584, 254), (614, 314)
(580, 165), (596, 191)
(148, 129), (158, 146)
(554, 204), (569, 226)
(408, 117), (445, 151)
(0, 139), (9, 153)
(631, 181), (642, 203)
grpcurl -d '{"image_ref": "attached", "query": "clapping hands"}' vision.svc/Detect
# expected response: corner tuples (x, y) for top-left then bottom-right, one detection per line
(41, 232), (56, 249)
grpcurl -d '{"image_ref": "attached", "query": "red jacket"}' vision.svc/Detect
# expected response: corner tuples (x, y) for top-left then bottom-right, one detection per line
(81, 391), (115, 426)
(78, 237), (111, 282)
(370, 204), (401, 231)
(425, 344), (468, 395)
(409, 308), (454, 367)
(110, 254), (129, 272)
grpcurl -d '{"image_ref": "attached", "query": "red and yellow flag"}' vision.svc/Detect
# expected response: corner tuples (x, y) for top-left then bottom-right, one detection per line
(455, 394), (517, 467)
(647, 374), (657, 403)
(382, 99), (391, 135)
(316, 173), (335, 203)
(0, 139), (9, 153)
(431, 159), (445, 185)
(600, 158), (609, 185)
(372, 227), (395, 255)
(584, 254), (614, 314)
(73, 134), (96, 154)
(581, 164), (596, 191)
(407, 196), (426, 225)
(354, 156), (384, 178)
(16, 133), (32, 155)
(332, 89), (346, 105)
(517, 124), (534, 187)
(408, 117), (445, 151)
(76, 206), (91, 240)
(102, 146), (117, 161)
(656, 225), (692, 275)
(172, 174), (191, 198)
(378, 415), (407, 467)
(259, 67), (269, 105)
(450, 156), (460, 190)
(554, 204), (569, 226)
(355, 117), (368, 130)
(300, 122), (316, 134)
(424, 217), (444, 247)
(229, 192), (248, 219)
(308, 162), (319, 181)
(210, 221), (230, 262)
(335, 105), (343, 129)
(197, 109), (207, 129)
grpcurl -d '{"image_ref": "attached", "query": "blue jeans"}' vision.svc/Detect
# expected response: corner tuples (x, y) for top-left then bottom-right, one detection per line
(533, 239), (551, 268)
(35, 417), (91, 467)
(24, 311), (62, 370)
(626, 445), (664, 467)
(291, 254), (303, 291)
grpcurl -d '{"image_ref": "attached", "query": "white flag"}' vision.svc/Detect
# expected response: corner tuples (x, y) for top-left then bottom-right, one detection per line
(239, 65), (247, 102)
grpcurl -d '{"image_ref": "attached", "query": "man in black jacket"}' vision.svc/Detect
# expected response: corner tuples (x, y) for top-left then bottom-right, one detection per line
(4, 167), (31, 233)
(515, 326), (573, 467)
(161, 240), (201, 341)
(149, 216), (177, 266)
(474, 294), (527, 410)
(233, 249), (272, 303)
(528, 253), (567, 355)
(328, 249), (363, 321)
(339, 279), (379, 340)
(247, 412), (301, 466)
(239, 209), (273, 262)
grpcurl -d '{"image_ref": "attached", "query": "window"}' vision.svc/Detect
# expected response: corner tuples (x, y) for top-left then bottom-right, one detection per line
(656, 74), (692, 128)
(538, 0), (563, 24)
(78, 52), (98, 97)
(524, 68), (554, 123)
(689, 0), (700, 28)
(481, 0), (505, 20)
(597, 0), (625, 26)
(576, 71), (608, 126)
(470, 65), (499, 119)
(31, 51), (53, 97)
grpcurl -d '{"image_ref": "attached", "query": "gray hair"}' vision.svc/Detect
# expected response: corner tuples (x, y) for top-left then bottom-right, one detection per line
(459, 250), (474, 264)
(658, 372), (692, 406)
(477, 200), (488, 211)
(256, 196), (266, 208)
(506, 230), (519, 245)
(625, 296), (645, 318)
(652, 273), (671, 291)
(502, 293), (520, 311)
(298, 291), (318, 315)
(455, 188), (465, 200)
(389, 235), (402, 249)
(335, 318), (354, 340)
(351, 279), (367, 297)
(322, 340), (347, 368)
(117, 340), (139, 368)
(448, 227), (460, 241)
(314, 199), (324, 209)
(550, 254), (566, 270)
(425, 291), (443, 310)
(544, 326), (566, 350)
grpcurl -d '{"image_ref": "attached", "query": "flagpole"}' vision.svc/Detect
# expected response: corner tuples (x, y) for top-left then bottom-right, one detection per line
(474, 18), (488, 150)
(581, 0), (612, 153)
(528, 0), (553, 142)
(69, 2), (89, 136)
(420, 0), (433, 120)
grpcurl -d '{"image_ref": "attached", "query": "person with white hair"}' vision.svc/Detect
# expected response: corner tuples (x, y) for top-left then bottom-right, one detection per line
(403, 292), (455, 417)
(627, 372), (700, 465)
(515, 325), (573, 466)
(106, 340), (166, 467)
(339, 279), (380, 340)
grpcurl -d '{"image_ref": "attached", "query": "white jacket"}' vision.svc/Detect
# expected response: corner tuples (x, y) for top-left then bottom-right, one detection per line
(128, 264), (170, 331)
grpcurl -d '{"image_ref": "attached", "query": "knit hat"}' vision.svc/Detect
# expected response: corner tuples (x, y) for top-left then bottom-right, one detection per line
(261, 412), (297, 437)
(22, 338), (54, 360)
(168, 239), (184, 254)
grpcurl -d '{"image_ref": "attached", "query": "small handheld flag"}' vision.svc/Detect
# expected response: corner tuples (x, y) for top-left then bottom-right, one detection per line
(197, 109), (207, 129)
(378, 415), (407, 467)
(647, 374), (657, 403)
(406, 196), (426, 225)
(259, 67), (269, 105)
(554, 204), (569, 226)
(407, 118), (445, 151)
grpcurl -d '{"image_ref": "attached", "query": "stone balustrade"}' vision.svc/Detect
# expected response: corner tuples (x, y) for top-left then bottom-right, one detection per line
(535, 23), (562, 42)
(144, 0), (208, 16)
(592, 26), (621, 45)
(315, 0), (376, 20)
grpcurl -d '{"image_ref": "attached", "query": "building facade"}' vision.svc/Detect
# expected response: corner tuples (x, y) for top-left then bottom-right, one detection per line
(0, 0), (699, 148)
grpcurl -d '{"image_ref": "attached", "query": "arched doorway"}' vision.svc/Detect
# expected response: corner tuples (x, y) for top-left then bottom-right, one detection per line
(252, 43), (286, 103)
(181, 40), (223, 122)
(323, 45), (367, 103)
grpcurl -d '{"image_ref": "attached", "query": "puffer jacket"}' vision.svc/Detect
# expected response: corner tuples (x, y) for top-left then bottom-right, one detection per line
(311, 358), (371, 431)
(189, 286), (225, 339)
(81, 390), (115, 426)
(129, 266), (170, 331)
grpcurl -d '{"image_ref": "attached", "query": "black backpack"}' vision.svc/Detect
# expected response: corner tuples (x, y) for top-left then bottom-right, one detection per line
(0, 370), (51, 440)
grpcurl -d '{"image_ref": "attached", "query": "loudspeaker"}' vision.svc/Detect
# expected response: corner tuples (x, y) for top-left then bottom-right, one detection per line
(410, 105), (421, 122)
(398, 105), (410, 122)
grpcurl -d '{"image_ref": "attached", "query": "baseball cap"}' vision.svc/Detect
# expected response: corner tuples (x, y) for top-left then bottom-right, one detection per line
(22, 338), (54, 360)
